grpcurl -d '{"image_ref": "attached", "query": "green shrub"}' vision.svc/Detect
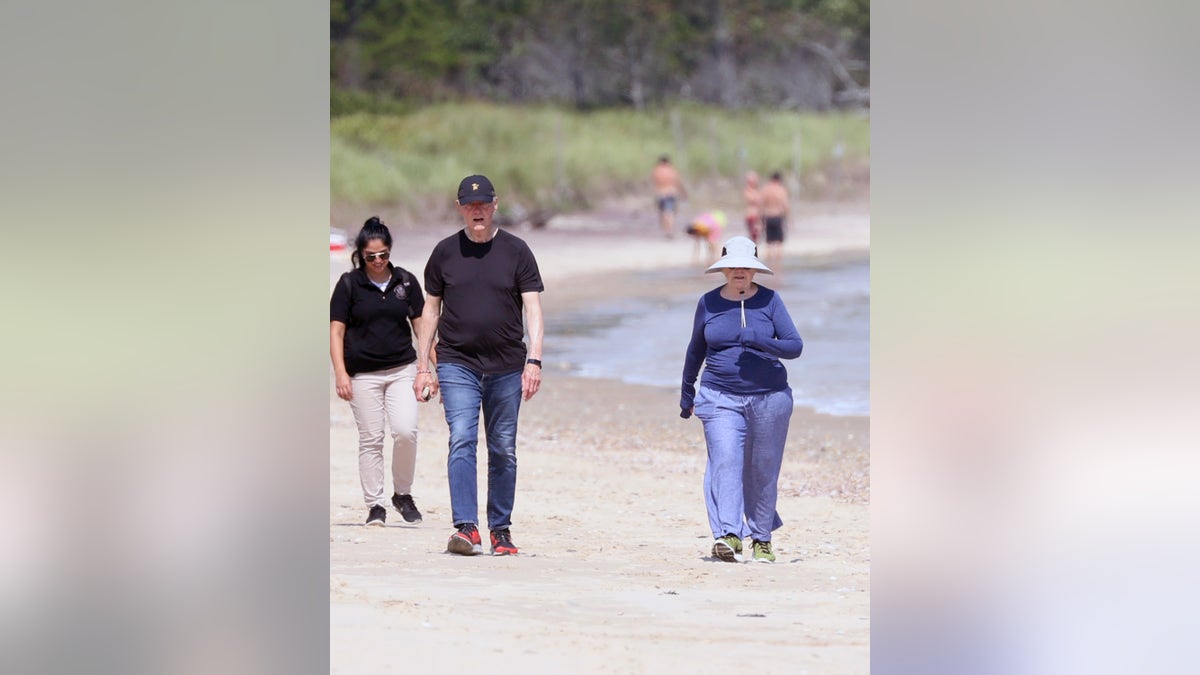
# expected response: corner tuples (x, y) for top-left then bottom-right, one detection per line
(331, 102), (868, 213)
(331, 88), (415, 117)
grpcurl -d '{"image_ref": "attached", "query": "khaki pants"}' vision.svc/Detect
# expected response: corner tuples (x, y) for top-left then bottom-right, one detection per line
(348, 363), (418, 507)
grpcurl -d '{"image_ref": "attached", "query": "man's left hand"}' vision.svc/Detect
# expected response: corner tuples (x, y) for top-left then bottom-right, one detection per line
(521, 363), (542, 401)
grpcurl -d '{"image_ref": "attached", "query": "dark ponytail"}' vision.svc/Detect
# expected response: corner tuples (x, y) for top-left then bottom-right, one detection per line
(351, 216), (393, 269)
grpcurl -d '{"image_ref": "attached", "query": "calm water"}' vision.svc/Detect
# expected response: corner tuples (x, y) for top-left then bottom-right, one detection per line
(545, 260), (869, 417)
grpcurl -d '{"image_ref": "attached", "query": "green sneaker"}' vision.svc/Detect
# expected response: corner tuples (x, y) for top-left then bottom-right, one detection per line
(712, 534), (744, 562)
(751, 539), (775, 563)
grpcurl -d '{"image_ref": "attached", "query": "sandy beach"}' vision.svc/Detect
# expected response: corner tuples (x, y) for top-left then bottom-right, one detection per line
(330, 201), (870, 673)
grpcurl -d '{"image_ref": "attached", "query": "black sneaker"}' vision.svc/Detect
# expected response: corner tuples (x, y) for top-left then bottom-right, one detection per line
(365, 504), (386, 527)
(391, 493), (423, 523)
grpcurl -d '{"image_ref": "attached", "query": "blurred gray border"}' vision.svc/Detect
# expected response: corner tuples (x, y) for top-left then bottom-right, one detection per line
(1, 3), (330, 673)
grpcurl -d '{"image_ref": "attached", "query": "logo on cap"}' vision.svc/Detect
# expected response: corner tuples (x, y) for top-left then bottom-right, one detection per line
(472, 183), (479, 191)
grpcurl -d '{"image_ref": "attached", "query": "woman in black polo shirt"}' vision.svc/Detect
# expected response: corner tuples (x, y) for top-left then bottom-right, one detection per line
(330, 217), (427, 527)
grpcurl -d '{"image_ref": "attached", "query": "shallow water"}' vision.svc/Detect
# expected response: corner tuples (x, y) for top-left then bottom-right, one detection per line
(545, 259), (869, 416)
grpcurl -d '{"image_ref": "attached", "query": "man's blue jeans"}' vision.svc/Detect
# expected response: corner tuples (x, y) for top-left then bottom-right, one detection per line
(437, 363), (523, 531)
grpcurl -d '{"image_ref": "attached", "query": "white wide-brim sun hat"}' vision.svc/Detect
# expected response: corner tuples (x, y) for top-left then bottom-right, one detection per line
(705, 235), (773, 274)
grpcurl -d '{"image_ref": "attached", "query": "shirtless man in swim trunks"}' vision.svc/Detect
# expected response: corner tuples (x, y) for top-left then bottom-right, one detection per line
(760, 171), (790, 273)
(652, 155), (687, 238)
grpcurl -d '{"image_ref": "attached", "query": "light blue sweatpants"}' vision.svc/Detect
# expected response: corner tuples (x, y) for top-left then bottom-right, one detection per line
(694, 385), (793, 541)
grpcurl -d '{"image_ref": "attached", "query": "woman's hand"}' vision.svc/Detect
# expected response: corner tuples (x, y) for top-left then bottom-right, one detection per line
(335, 373), (353, 401)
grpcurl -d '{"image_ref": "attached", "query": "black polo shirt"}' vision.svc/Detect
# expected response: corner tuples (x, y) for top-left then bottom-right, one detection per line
(330, 265), (424, 376)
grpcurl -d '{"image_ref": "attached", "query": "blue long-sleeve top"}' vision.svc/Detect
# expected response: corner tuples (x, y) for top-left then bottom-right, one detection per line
(680, 285), (804, 415)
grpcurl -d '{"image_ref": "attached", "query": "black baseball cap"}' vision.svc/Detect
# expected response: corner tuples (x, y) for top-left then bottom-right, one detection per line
(457, 174), (496, 204)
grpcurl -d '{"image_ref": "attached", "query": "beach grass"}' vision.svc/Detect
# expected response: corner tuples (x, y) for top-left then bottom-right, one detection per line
(331, 102), (868, 216)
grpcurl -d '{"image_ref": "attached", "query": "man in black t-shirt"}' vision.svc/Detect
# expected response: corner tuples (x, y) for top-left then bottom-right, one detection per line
(413, 174), (544, 557)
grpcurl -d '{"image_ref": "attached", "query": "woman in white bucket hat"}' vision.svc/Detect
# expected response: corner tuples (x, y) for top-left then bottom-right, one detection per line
(679, 236), (804, 563)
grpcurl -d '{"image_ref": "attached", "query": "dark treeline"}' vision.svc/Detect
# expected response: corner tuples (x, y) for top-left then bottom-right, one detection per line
(331, 0), (868, 112)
